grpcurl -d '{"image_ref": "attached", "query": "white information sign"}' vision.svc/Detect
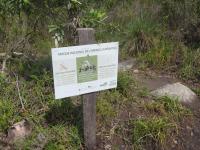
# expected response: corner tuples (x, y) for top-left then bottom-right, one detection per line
(52, 42), (119, 99)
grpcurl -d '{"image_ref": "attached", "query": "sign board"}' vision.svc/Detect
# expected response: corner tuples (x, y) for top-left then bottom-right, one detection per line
(52, 42), (119, 99)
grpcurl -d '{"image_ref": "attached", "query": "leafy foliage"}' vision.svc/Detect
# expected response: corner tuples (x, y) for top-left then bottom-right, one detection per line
(80, 9), (107, 28)
(0, 0), (31, 16)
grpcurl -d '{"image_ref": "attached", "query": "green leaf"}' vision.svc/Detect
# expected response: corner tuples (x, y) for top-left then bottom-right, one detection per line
(23, 0), (30, 4)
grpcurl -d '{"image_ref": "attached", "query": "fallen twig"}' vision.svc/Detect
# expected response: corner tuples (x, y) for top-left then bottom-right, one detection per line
(12, 52), (24, 56)
(14, 74), (25, 110)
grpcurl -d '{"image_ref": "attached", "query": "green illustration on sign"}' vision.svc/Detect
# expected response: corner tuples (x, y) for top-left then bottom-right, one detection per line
(76, 55), (98, 83)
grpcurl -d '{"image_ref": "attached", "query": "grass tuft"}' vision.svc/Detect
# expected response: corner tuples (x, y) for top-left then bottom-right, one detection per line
(132, 117), (176, 149)
(192, 87), (200, 97)
(0, 99), (14, 131)
(145, 96), (191, 119)
(117, 72), (136, 96)
(97, 90), (122, 120)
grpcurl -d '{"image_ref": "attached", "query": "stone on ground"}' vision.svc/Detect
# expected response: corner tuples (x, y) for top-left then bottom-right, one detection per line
(133, 69), (139, 74)
(7, 119), (32, 143)
(118, 59), (136, 71)
(151, 82), (197, 103)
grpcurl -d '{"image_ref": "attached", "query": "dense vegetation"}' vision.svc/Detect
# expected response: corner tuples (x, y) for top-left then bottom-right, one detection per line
(1, 0), (200, 81)
(0, 0), (199, 149)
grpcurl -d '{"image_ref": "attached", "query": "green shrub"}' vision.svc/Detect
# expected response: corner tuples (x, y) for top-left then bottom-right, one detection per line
(80, 9), (107, 28)
(125, 17), (161, 37)
(122, 16), (162, 56)
(158, 0), (199, 28)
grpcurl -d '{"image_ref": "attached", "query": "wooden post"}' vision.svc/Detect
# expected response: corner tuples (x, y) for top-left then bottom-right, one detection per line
(77, 28), (97, 150)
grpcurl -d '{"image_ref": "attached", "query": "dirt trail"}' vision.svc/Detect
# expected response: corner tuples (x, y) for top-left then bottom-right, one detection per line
(132, 69), (200, 150)
(96, 60), (200, 150)
(134, 71), (178, 91)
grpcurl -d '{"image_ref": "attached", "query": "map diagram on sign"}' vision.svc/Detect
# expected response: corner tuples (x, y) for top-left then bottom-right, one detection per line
(76, 55), (98, 83)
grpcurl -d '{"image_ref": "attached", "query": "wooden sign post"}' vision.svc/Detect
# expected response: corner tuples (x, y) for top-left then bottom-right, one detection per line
(77, 28), (97, 150)
(52, 28), (118, 149)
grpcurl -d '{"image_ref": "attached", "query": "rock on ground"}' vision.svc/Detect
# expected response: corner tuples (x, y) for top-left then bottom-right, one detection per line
(118, 59), (136, 71)
(7, 119), (32, 143)
(151, 82), (197, 103)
